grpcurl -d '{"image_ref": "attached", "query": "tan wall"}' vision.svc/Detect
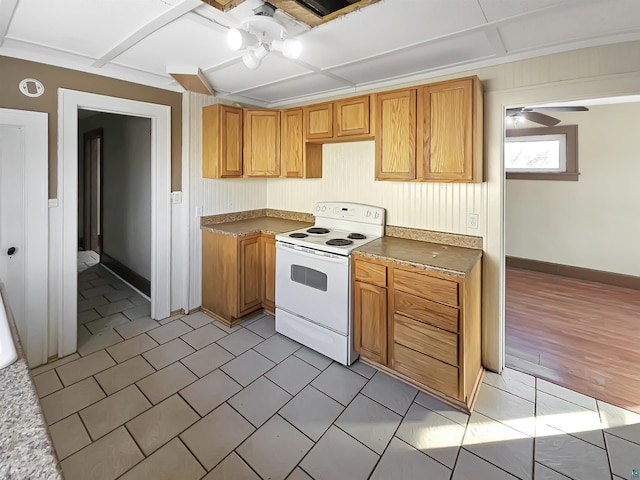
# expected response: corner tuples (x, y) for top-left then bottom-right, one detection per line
(0, 55), (182, 197)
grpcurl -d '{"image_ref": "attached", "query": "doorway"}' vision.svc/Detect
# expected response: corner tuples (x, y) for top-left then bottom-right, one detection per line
(503, 97), (640, 411)
(80, 128), (103, 256)
(58, 90), (171, 358)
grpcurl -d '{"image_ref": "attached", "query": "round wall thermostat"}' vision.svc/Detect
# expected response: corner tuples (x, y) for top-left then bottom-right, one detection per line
(19, 78), (45, 97)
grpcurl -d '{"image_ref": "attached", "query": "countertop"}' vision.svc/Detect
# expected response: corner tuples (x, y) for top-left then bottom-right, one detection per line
(354, 236), (482, 276)
(0, 288), (61, 479)
(201, 217), (312, 236)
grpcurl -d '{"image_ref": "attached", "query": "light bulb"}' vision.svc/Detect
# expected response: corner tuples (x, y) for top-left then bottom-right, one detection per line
(272, 39), (302, 60)
(227, 28), (258, 51)
(242, 45), (269, 70)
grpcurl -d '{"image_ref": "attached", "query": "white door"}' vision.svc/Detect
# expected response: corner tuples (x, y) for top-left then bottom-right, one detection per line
(0, 109), (48, 367)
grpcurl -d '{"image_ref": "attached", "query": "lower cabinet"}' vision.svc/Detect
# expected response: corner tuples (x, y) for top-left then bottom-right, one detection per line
(202, 230), (276, 326)
(353, 253), (483, 412)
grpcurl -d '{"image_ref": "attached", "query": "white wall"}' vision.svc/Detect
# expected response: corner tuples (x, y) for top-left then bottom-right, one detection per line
(267, 142), (485, 235)
(506, 103), (640, 276)
(79, 113), (152, 280)
(184, 92), (267, 311)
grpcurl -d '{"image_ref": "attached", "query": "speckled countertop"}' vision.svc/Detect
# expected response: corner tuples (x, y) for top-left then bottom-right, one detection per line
(354, 236), (482, 276)
(0, 288), (61, 479)
(201, 216), (312, 236)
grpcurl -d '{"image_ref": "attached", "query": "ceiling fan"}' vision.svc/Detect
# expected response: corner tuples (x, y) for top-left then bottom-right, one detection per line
(506, 106), (589, 127)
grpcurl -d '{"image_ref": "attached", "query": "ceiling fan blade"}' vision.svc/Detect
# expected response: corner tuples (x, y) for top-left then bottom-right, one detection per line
(520, 111), (561, 127)
(528, 106), (589, 112)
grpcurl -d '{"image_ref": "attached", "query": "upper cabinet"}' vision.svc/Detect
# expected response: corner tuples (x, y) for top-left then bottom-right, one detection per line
(282, 108), (322, 179)
(375, 76), (483, 183)
(418, 77), (483, 182)
(375, 89), (417, 181)
(244, 109), (281, 177)
(202, 104), (243, 178)
(335, 95), (371, 137)
(304, 103), (333, 140)
(202, 76), (483, 183)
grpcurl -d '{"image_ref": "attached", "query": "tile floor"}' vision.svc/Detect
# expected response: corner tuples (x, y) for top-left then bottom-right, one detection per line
(30, 265), (640, 480)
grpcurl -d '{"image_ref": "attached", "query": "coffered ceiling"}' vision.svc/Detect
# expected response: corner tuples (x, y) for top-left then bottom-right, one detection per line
(1, 0), (639, 107)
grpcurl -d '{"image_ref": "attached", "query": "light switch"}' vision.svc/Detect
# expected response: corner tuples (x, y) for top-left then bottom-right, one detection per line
(171, 191), (182, 204)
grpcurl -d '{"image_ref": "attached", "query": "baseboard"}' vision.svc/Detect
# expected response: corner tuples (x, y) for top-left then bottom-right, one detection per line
(101, 252), (151, 296)
(506, 256), (640, 291)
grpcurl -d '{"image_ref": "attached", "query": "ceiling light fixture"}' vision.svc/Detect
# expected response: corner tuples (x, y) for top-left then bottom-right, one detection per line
(226, 2), (303, 70)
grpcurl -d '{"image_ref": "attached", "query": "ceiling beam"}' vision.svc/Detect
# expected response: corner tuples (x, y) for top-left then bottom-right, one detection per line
(484, 26), (507, 56)
(200, 0), (246, 12)
(92, 0), (203, 67)
(0, 0), (19, 47)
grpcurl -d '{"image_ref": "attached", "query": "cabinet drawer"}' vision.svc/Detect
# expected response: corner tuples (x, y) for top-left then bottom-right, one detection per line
(393, 290), (459, 333)
(393, 268), (459, 306)
(354, 261), (387, 287)
(394, 314), (458, 366)
(393, 343), (459, 399)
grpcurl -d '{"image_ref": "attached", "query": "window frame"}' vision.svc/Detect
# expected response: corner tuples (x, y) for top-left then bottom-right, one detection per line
(505, 125), (579, 181)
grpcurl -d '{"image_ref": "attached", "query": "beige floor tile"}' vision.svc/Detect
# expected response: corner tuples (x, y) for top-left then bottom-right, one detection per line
(95, 356), (155, 395)
(370, 437), (451, 480)
(181, 403), (255, 470)
(142, 338), (195, 370)
(95, 298), (135, 317)
(202, 452), (260, 480)
(237, 415), (313, 479)
(181, 323), (227, 350)
(78, 309), (102, 325)
(85, 312), (130, 334)
(118, 438), (205, 480)
(30, 353), (80, 376)
(78, 295), (109, 312)
(181, 311), (214, 329)
(126, 394), (199, 455)
(48, 414), (92, 460)
(56, 350), (116, 386)
(147, 320), (192, 344)
(33, 370), (63, 398)
(106, 334), (158, 363)
(77, 329), (124, 356)
(286, 468), (313, 480)
(136, 362), (197, 404)
(80, 385), (151, 441)
(181, 342), (234, 378)
(60, 426), (144, 480)
(40, 377), (106, 424)
(115, 316), (160, 339)
(122, 303), (151, 321)
(180, 369), (242, 416)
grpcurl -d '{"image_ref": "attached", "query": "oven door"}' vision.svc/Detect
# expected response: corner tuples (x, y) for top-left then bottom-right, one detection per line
(275, 241), (350, 335)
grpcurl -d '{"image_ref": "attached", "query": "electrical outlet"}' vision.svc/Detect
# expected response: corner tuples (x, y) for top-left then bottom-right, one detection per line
(195, 206), (203, 217)
(467, 213), (479, 229)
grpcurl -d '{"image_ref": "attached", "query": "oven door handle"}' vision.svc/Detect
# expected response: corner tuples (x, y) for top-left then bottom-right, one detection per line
(276, 242), (348, 264)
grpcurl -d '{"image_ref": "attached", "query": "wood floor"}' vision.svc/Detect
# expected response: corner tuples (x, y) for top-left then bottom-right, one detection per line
(505, 267), (640, 413)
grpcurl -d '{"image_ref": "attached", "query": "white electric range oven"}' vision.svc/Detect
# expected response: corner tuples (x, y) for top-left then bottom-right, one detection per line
(275, 202), (385, 365)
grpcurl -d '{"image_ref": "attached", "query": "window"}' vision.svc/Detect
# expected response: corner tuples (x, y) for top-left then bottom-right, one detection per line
(505, 125), (579, 180)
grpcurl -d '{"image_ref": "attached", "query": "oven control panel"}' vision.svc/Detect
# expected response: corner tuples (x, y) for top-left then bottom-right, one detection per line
(314, 202), (385, 226)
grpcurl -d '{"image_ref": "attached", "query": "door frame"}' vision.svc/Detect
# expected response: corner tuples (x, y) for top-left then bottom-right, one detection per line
(58, 90), (171, 357)
(82, 128), (103, 254)
(0, 109), (48, 366)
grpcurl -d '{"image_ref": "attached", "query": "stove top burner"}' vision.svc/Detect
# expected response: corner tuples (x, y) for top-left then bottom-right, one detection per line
(289, 232), (308, 238)
(307, 227), (330, 234)
(326, 238), (353, 247)
(347, 233), (366, 240)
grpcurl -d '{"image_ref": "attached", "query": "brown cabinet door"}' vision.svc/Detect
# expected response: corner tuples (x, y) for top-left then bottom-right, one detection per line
(354, 280), (388, 365)
(281, 108), (304, 178)
(202, 231), (239, 321)
(375, 89), (417, 180)
(202, 104), (243, 178)
(419, 78), (474, 181)
(335, 95), (370, 137)
(244, 109), (281, 177)
(304, 103), (333, 140)
(262, 235), (276, 313)
(239, 236), (263, 314)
